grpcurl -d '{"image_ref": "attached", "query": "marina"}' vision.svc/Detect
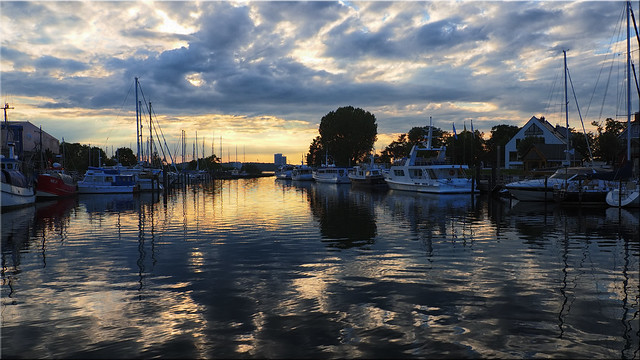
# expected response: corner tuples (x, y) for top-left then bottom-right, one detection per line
(2, 177), (638, 358)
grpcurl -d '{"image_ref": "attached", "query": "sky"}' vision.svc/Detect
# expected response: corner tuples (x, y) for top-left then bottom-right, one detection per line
(1, 1), (637, 164)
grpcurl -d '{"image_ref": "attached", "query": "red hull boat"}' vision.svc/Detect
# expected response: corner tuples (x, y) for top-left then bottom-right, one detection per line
(36, 166), (77, 198)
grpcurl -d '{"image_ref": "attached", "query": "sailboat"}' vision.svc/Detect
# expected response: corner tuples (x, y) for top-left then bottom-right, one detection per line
(506, 51), (616, 202)
(607, 1), (640, 208)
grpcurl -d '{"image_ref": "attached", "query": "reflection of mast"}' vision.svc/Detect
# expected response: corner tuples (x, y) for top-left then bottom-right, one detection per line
(620, 232), (633, 358)
(137, 200), (146, 298)
(558, 215), (569, 339)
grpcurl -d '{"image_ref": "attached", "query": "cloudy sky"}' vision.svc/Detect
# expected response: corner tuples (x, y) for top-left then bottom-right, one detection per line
(1, 1), (636, 163)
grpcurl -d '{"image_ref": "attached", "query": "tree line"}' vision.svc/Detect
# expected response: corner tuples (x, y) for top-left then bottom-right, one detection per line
(306, 106), (630, 168)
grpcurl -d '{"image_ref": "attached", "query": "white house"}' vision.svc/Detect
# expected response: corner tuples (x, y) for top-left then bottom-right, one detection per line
(504, 116), (569, 169)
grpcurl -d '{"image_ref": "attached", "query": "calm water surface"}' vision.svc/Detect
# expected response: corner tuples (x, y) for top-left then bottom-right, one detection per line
(2, 177), (639, 359)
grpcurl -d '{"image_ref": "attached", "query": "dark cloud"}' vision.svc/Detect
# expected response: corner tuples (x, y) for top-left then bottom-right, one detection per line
(0, 1), (631, 141)
(34, 55), (89, 73)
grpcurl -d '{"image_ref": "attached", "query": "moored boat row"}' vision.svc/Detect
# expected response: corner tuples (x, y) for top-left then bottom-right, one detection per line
(277, 119), (476, 194)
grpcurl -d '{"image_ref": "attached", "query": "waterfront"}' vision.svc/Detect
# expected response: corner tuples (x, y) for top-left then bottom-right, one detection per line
(2, 177), (639, 359)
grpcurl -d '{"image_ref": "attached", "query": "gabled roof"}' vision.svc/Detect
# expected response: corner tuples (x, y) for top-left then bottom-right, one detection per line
(617, 119), (640, 141)
(522, 144), (569, 161)
(507, 116), (568, 148)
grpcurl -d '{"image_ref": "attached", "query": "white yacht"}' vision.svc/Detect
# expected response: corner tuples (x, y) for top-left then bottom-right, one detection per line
(1, 144), (35, 208)
(384, 123), (473, 194)
(77, 167), (138, 194)
(275, 164), (294, 180)
(292, 164), (313, 181)
(313, 165), (351, 184)
(348, 155), (387, 189)
(505, 167), (606, 202)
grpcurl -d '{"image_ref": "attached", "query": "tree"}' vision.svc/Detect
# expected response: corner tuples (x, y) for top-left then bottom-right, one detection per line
(306, 136), (324, 167)
(379, 126), (446, 163)
(241, 163), (261, 174)
(445, 128), (484, 166)
(113, 147), (137, 166)
(484, 124), (520, 166)
(591, 118), (625, 164)
(571, 131), (595, 163)
(317, 106), (377, 166)
(379, 133), (410, 163)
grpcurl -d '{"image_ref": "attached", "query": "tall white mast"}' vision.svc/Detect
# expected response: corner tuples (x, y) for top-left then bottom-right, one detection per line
(564, 50), (570, 167)
(427, 116), (433, 149)
(627, 1), (632, 162)
(135, 77), (140, 162)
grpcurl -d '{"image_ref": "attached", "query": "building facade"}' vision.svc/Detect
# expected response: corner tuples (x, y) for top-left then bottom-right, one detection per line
(504, 116), (570, 169)
(1, 121), (59, 158)
(274, 153), (286, 166)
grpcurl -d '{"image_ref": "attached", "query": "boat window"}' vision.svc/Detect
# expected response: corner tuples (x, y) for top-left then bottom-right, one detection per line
(409, 169), (423, 178)
(393, 169), (405, 176)
(427, 169), (437, 179)
(105, 176), (113, 182)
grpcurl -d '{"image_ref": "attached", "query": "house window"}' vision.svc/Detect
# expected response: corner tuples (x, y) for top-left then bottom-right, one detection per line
(509, 151), (519, 161)
(524, 124), (543, 136)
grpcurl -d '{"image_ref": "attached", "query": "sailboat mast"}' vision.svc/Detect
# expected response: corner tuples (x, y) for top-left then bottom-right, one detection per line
(627, 1), (632, 162)
(135, 77), (140, 162)
(427, 116), (433, 149)
(564, 50), (570, 166)
(149, 101), (153, 165)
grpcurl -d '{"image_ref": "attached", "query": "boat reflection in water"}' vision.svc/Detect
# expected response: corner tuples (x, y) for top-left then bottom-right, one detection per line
(1, 177), (638, 359)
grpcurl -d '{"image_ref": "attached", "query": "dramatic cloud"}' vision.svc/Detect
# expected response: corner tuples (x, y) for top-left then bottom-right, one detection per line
(0, 1), (634, 162)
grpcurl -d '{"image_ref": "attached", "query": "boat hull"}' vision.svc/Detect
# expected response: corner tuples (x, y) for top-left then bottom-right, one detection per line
(349, 176), (388, 189)
(506, 186), (554, 201)
(78, 185), (136, 194)
(606, 188), (640, 207)
(385, 179), (473, 194)
(553, 189), (608, 205)
(313, 175), (351, 184)
(292, 174), (313, 181)
(36, 174), (77, 198)
(1, 182), (36, 209)
(313, 168), (351, 184)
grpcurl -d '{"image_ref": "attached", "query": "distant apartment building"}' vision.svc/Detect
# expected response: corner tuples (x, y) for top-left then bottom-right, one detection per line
(274, 153), (286, 166)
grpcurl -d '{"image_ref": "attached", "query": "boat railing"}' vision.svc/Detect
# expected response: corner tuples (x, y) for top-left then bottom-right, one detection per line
(413, 158), (449, 166)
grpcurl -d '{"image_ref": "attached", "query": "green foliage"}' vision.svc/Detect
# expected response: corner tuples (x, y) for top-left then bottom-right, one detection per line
(379, 127), (446, 163)
(571, 131), (595, 163)
(241, 163), (261, 174)
(484, 124), (520, 166)
(591, 118), (625, 164)
(59, 142), (110, 173)
(306, 136), (324, 167)
(445, 128), (485, 166)
(316, 106), (377, 167)
(113, 147), (137, 166)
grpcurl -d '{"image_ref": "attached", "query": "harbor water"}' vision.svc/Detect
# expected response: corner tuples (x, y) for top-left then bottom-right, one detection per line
(2, 177), (639, 358)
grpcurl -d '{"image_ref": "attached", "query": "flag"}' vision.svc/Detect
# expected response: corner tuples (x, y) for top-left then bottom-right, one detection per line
(453, 123), (458, 139)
